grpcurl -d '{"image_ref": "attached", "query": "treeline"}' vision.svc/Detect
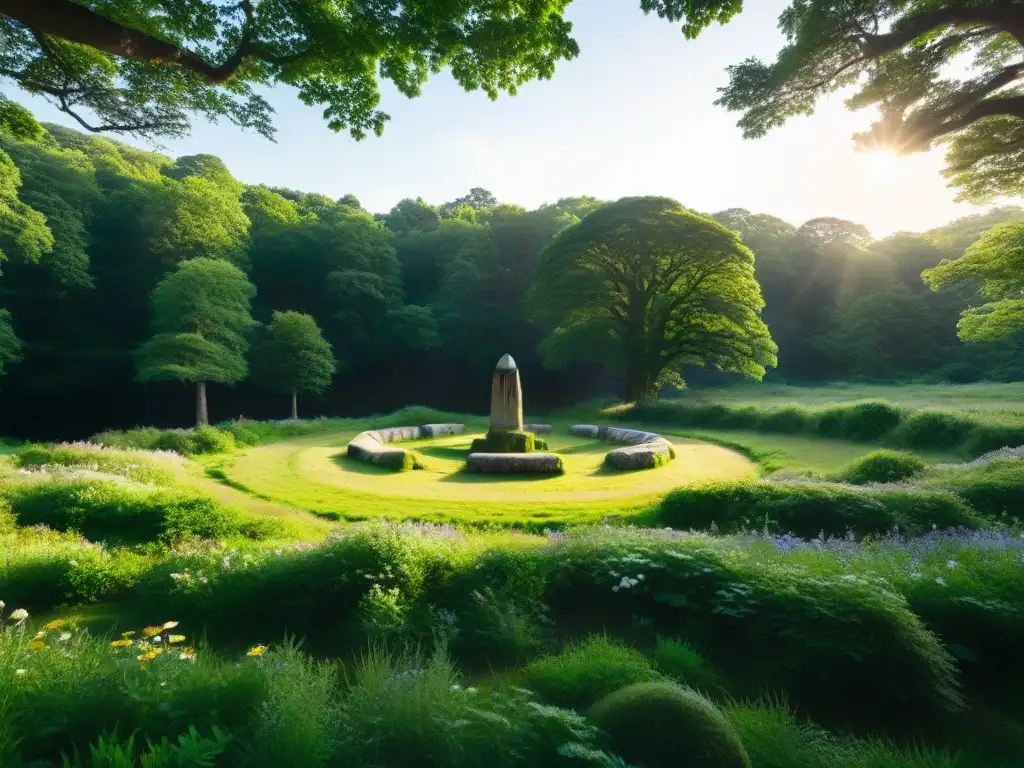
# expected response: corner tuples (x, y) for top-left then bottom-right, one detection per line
(0, 121), (1021, 439)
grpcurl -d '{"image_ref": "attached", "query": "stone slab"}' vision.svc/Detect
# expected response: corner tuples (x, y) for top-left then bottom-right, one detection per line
(466, 452), (563, 474)
(421, 423), (465, 438)
(570, 424), (600, 438)
(604, 439), (674, 470)
(523, 423), (553, 435)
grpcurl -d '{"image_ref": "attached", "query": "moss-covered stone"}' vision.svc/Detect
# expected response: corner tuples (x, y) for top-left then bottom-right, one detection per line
(469, 429), (536, 454)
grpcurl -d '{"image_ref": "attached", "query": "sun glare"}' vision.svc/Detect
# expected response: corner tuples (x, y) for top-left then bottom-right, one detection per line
(862, 148), (903, 182)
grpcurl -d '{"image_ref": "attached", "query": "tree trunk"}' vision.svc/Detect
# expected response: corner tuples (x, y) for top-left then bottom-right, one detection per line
(196, 381), (209, 426)
(291, 388), (298, 420)
(626, 368), (657, 402)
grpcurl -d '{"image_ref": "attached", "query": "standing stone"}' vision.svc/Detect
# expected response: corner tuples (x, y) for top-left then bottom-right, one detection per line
(489, 353), (524, 432)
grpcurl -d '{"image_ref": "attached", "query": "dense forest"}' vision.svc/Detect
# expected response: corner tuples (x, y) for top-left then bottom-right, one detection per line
(0, 119), (1022, 439)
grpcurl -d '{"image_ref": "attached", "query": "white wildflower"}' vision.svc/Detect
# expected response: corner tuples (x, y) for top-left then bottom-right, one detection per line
(946, 560), (959, 569)
(8, 609), (28, 623)
(14, 669), (25, 676)
(935, 576), (946, 585)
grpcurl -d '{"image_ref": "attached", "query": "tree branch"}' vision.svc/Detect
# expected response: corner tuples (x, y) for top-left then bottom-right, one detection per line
(857, 4), (1024, 56)
(915, 94), (1024, 146)
(0, 0), (308, 84)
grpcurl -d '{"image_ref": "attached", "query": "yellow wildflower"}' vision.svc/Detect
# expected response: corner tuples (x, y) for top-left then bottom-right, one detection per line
(110, 639), (133, 649)
(120, 631), (136, 639)
(167, 634), (186, 644)
(14, 669), (26, 676)
(179, 648), (196, 661)
(28, 640), (45, 651)
(33, 631), (45, 640)
(161, 621), (179, 630)
(44, 619), (65, 631)
(246, 645), (267, 657)
(142, 625), (164, 638)
(137, 650), (159, 662)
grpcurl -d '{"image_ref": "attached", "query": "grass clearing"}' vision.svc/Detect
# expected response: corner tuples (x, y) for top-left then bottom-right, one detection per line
(211, 427), (757, 527)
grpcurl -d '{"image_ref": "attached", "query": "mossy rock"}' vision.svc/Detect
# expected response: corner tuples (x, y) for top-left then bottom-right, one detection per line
(588, 682), (750, 768)
(469, 429), (535, 454)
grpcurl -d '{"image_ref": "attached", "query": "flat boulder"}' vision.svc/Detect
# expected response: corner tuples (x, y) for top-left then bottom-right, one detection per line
(523, 423), (553, 435)
(603, 427), (662, 445)
(604, 439), (675, 470)
(422, 423), (465, 438)
(570, 424), (600, 438)
(466, 452), (564, 474)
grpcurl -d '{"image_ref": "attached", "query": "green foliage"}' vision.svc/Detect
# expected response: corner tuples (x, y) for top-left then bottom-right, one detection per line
(520, 636), (663, 712)
(841, 450), (927, 485)
(0, 308), (22, 377)
(620, 398), (1024, 458)
(650, 638), (725, 698)
(924, 222), (1024, 341)
(3, 478), (284, 546)
(926, 460), (1024, 519)
(470, 430), (536, 454)
(92, 425), (237, 456)
(659, 481), (978, 538)
(14, 443), (175, 484)
(527, 196), (777, 400)
(711, 0), (1024, 202)
(135, 258), (256, 386)
(588, 682), (751, 768)
(254, 311), (336, 407)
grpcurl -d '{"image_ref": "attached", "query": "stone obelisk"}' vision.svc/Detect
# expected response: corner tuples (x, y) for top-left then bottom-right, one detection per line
(489, 353), (524, 432)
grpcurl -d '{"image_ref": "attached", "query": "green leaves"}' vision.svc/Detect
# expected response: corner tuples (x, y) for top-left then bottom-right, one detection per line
(135, 258), (256, 385)
(253, 310), (336, 396)
(713, 1), (1024, 200)
(527, 196), (776, 399)
(923, 221), (1024, 341)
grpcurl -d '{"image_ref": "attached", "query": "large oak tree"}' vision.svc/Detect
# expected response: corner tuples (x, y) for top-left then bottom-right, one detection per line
(713, 0), (1024, 202)
(0, 0), (743, 140)
(526, 196), (777, 401)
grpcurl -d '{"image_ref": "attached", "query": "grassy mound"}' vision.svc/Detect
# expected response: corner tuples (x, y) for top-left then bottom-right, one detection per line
(520, 636), (663, 712)
(2, 478), (284, 546)
(840, 450), (928, 485)
(659, 481), (979, 537)
(588, 682), (751, 768)
(14, 442), (177, 484)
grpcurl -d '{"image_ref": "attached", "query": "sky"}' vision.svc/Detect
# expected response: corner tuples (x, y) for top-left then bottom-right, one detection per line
(6, 0), (1018, 238)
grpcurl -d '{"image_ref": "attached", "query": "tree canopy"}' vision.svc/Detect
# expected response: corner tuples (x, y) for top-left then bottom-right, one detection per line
(924, 221), (1024, 341)
(254, 310), (335, 418)
(0, 0), (744, 141)
(135, 257), (256, 424)
(713, 0), (1024, 202)
(527, 196), (778, 400)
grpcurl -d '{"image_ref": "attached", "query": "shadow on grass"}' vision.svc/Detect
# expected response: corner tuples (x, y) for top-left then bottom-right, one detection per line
(439, 464), (562, 484)
(329, 452), (400, 475)
(417, 444), (472, 461)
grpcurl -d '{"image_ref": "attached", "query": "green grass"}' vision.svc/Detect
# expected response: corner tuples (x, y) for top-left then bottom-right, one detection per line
(208, 426), (758, 528)
(681, 382), (1024, 414)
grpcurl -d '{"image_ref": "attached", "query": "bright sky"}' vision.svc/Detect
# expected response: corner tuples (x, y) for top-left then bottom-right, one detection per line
(7, 0), (1019, 238)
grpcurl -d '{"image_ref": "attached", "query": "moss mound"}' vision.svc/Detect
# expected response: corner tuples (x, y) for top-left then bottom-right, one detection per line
(588, 682), (750, 768)
(469, 429), (535, 453)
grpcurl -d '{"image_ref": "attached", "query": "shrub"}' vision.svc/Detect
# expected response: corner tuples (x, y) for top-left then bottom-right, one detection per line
(929, 460), (1024, 518)
(817, 400), (905, 442)
(757, 406), (815, 434)
(659, 481), (979, 538)
(588, 682), (751, 768)
(191, 424), (236, 454)
(651, 637), (725, 698)
(889, 410), (975, 452)
(520, 636), (663, 712)
(90, 425), (236, 456)
(14, 443), (176, 485)
(535, 437), (549, 450)
(961, 423), (1024, 458)
(841, 450), (927, 485)
(3, 479), (284, 545)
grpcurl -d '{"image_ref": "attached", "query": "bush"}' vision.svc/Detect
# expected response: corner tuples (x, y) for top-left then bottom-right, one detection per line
(889, 410), (976, 452)
(191, 424), (236, 454)
(757, 406), (815, 434)
(841, 450), (927, 485)
(659, 481), (979, 538)
(588, 682), (751, 768)
(651, 637), (725, 698)
(520, 636), (663, 712)
(91, 425), (237, 456)
(3, 479), (284, 545)
(14, 443), (175, 484)
(817, 400), (905, 442)
(470, 430), (535, 454)
(929, 460), (1024, 518)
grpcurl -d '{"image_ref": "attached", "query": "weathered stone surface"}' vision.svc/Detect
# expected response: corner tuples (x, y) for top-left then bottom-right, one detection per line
(603, 427), (662, 445)
(523, 423), (553, 435)
(421, 423), (466, 438)
(466, 452), (563, 474)
(604, 439), (674, 470)
(496, 353), (517, 371)
(570, 424), (600, 438)
(490, 360), (524, 432)
(374, 426), (424, 443)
